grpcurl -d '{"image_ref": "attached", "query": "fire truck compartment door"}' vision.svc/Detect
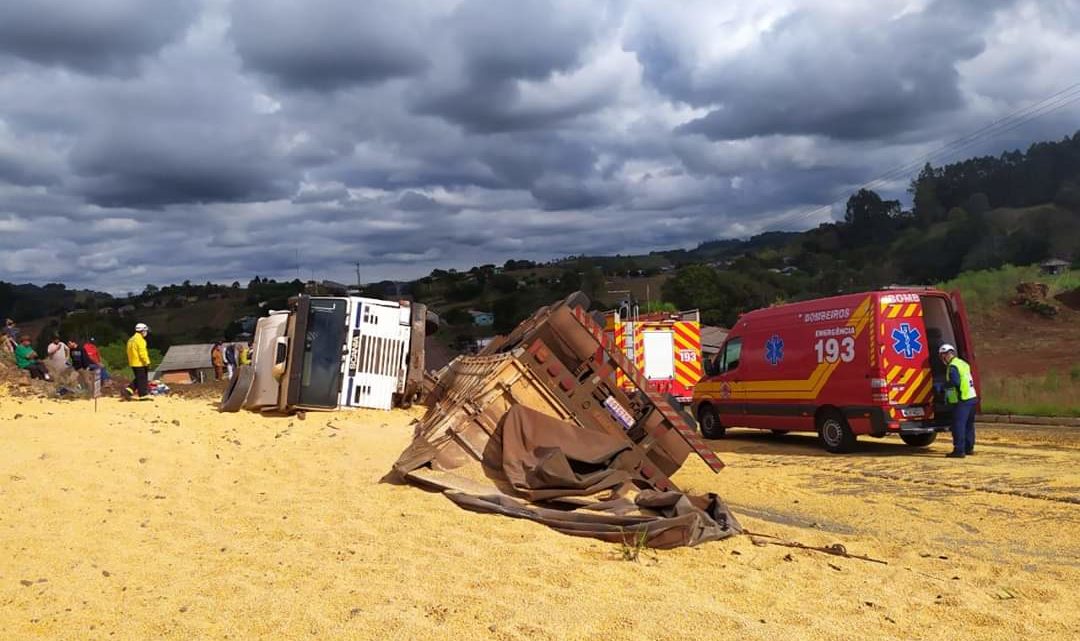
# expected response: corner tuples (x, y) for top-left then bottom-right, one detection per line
(642, 331), (675, 380)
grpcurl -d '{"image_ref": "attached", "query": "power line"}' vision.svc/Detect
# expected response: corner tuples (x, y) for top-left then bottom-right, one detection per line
(774, 82), (1080, 226)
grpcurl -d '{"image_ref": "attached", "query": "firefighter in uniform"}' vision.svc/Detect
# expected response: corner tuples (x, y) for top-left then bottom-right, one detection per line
(938, 344), (977, 458)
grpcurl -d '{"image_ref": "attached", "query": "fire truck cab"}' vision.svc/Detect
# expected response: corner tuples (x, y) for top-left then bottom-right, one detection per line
(691, 288), (978, 452)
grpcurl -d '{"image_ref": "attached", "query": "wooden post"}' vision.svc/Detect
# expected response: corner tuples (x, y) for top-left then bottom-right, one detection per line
(92, 367), (102, 412)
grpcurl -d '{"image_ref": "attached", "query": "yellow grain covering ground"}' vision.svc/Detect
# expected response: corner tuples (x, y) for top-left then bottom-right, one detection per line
(1, 392), (1078, 641)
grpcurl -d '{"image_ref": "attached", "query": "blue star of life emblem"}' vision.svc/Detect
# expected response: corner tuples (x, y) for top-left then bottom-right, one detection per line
(765, 334), (784, 366)
(891, 323), (923, 359)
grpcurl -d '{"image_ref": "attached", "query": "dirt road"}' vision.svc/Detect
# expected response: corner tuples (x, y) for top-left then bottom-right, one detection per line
(1, 395), (1077, 640)
(702, 424), (1080, 563)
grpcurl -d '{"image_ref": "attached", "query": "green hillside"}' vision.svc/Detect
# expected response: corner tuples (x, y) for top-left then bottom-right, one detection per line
(3, 132), (1078, 399)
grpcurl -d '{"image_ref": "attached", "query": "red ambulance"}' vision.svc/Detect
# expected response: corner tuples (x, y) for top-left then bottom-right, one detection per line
(691, 288), (978, 452)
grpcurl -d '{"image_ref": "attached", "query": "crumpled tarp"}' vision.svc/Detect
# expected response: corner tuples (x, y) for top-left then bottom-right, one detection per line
(395, 404), (740, 548)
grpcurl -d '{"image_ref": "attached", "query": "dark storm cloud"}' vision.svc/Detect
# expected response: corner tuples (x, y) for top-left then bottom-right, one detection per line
(451, 0), (606, 81)
(69, 125), (295, 207)
(0, 0), (199, 73)
(633, 1), (1011, 140)
(411, 0), (617, 132)
(1, 0), (1078, 293)
(229, 0), (432, 90)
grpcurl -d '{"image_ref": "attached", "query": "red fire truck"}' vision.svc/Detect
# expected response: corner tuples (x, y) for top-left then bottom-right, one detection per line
(691, 288), (978, 452)
(603, 308), (703, 404)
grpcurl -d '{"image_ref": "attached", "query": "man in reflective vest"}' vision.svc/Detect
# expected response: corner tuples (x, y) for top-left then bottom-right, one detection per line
(939, 343), (977, 458)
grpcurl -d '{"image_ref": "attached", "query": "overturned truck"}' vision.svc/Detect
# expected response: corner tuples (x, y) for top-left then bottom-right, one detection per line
(393, 292), (741, 548)
(221, 294), (434, 413)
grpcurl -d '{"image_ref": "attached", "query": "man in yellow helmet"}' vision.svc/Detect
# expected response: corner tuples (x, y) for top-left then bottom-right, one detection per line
(122, 322), (152, 400)
(939, 343), (977, 458)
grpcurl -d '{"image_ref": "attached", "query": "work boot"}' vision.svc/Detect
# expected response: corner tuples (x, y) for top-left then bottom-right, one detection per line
(965, 450), (974, 455)
(945, 451), (965, 459)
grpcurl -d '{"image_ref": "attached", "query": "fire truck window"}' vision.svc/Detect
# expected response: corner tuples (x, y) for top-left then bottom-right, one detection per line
(721, 339), (742, 373)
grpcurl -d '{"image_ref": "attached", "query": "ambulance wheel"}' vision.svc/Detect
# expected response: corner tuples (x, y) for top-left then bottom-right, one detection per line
(698, 406), (725, 439)
(818, 411), (856, 453)
(900, 433), (937, 447)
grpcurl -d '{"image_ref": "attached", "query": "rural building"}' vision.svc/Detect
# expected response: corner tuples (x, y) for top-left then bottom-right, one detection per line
(1040, 258), (1070, 276)
(700, 325), (730, 359)
(153, 343), (217, 384)
(468, 310), (495, 326)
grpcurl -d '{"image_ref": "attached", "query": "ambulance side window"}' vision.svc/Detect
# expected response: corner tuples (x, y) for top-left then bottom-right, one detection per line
(720, 338), (742, 373)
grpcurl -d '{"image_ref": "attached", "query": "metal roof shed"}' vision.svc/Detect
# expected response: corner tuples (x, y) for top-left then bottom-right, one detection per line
(153, 343), (216, 383)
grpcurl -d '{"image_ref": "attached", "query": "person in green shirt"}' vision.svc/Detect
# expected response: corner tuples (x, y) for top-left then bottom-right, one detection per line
(14, 336), (52, 381)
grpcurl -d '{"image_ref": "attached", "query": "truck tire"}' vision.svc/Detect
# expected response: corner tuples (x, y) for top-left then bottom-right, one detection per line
(219, 365), (254, 413)
(818, 411), (856, 453)
(900, 432), (937, 447)
(698, 405), (725, 439)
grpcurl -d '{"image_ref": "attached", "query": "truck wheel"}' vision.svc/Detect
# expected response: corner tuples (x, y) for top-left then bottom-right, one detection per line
(900, 432), (937, 447)
(818, 412), (856, 453)
(698, 406), (725, 439)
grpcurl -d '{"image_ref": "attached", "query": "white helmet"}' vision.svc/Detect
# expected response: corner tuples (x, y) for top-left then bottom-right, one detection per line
(135, 322), (149, 333)
(938, 343), (956, 354)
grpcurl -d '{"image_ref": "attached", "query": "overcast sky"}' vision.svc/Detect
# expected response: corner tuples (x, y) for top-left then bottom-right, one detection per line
(1, 0), (1078, 293)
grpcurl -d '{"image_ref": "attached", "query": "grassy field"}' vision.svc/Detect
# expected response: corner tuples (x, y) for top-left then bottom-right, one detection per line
(97, 342), (164, 380)
(980, 367), (1080, 417)
(937, 264), (1080, 417)
(937, 263), (1080, 314)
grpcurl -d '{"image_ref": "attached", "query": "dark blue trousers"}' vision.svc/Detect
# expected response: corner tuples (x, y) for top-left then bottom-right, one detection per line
(951, 399), (977, 454)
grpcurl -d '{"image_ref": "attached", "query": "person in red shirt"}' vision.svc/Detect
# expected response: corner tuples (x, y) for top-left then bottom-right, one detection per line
(83, 337), (110, 381)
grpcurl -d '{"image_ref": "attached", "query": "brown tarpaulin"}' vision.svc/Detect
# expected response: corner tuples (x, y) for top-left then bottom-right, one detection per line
(396, 405), (740, 548)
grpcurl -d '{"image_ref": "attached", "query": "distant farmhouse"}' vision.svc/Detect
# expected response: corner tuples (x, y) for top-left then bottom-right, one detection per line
(1040, 258), (1070, 276)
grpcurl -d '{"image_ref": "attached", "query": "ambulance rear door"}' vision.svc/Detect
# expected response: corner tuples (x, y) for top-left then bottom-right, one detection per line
(949, 290), (981, 411)
(879, 293), (933, 417)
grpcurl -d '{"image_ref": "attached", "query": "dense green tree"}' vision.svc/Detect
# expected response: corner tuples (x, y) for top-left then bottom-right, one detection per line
(842, 189), (901, 247)
(443, 308), (472, 326)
